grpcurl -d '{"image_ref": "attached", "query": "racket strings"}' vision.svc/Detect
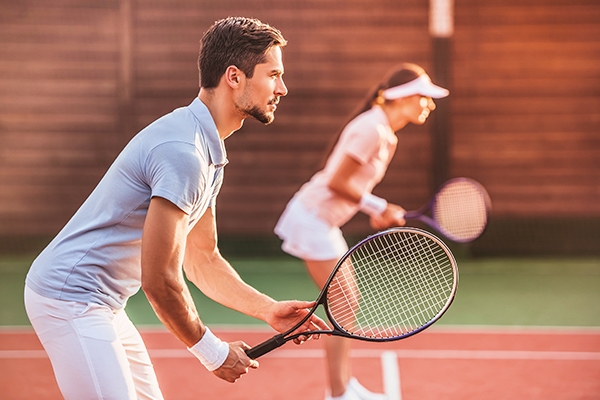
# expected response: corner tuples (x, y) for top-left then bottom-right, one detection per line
(330, 237), (449, 337)
(433, 181), (489, 241)
(327, 230), (456, 339)
(378, 234), (453, 332)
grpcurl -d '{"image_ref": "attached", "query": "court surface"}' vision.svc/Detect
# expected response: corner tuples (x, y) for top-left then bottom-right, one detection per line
(1, 325), (599, 399)
(2, 256), (599, 398)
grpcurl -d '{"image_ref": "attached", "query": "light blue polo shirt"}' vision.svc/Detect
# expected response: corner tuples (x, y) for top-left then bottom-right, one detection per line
(26, 98), (227, 310)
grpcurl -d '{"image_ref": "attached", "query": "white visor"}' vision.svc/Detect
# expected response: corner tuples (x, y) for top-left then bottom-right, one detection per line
(382, 74), (449, 100)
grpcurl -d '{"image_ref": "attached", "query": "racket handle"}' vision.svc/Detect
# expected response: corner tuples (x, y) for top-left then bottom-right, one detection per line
(402, 210), (420, 220)
(245, 334), (287, 359)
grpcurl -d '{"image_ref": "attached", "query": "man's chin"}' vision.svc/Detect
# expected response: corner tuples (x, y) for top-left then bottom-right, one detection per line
(244, 107), (274, 125)
(255, 113), (275, 125)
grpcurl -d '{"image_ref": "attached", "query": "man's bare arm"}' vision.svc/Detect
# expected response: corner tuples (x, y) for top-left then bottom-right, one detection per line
(182, 206), (278, 321)
(141, 196), (204, 347)
(183, 206), (329, 336)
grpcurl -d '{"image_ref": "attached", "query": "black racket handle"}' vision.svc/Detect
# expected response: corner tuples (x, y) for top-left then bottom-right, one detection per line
(245, 333), (287, 359)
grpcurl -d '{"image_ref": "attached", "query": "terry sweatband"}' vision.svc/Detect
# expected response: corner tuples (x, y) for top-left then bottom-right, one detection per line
(187, 327), (229, 371)
(359, 193), (387, 217)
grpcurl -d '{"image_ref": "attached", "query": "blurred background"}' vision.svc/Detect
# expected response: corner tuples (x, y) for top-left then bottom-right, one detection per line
(1, 4), (598, 398)
(0, 0), (598, 257)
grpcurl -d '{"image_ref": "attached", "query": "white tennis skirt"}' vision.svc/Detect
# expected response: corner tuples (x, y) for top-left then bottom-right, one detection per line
(275, 196), (348, 261)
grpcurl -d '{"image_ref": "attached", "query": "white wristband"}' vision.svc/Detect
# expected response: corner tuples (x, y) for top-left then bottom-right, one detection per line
(187, 327), (230, 371)
(359, 193), (388, 217)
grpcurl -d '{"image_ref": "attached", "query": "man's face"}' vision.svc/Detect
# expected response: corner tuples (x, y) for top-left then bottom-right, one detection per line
(235, 46), (288, 124)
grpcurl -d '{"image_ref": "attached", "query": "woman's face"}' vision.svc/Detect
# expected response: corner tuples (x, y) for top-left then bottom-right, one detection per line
(383, 92), (439, 131)
(407, 95), (437, 125)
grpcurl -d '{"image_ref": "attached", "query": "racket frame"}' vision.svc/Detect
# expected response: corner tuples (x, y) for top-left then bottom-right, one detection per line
(403, 177), (492, 243)
(245, 227), (458, 358)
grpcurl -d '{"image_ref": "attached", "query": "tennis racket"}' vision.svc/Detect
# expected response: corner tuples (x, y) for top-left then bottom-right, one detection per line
(245, 227), (458, 359)
(399, 177), (492, 243)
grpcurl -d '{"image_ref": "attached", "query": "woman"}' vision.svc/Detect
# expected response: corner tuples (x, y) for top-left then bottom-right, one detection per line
(275, 63), (449, 400)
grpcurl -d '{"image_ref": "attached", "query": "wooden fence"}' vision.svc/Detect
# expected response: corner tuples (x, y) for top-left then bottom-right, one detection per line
(0, 0), (598, 255)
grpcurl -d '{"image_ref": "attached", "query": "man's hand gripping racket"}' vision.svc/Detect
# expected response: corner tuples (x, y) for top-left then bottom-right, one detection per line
(245, 227), (458, 359)
(398, 177), (492, 243)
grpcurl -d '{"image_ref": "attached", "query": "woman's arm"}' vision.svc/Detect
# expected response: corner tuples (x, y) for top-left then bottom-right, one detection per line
(328, 154), (364, 203)
(328, 154), (406, 229)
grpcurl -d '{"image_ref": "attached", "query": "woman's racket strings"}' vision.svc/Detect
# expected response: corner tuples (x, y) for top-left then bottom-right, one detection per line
(434, 179), (491, 242)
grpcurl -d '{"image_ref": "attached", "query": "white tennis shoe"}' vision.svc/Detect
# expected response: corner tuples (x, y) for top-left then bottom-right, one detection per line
(325, 377), (388, 400)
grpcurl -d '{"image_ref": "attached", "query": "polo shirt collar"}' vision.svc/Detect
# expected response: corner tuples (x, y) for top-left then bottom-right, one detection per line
(188, 97), (228, 167)
(372, 105), (391, 126)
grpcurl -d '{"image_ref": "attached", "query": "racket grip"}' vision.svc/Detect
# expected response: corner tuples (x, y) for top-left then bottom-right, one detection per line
(402, 210), (419, 219)
(245, 333), (287, 359)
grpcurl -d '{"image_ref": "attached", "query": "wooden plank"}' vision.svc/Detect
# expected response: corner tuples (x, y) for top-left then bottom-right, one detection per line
(456, 4), (600, 25)
(0, 0), (599, 238)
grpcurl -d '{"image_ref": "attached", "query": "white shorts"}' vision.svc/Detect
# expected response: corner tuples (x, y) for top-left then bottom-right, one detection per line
(275, 196), (348, 261)
(24, 285), (163, 400)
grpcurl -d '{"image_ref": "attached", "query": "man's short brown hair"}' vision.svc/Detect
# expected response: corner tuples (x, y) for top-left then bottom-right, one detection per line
(198, 17), (287, 89)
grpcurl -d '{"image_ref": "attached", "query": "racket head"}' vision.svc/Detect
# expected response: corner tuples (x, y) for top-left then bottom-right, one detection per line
(320, 227), (458, 342)
(431, 178), (492, 243)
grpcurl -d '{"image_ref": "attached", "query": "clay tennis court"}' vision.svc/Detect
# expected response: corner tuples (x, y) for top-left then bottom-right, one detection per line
(2, 326), (598, 399)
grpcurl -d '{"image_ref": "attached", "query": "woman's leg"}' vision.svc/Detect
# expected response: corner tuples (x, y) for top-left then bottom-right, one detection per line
(304, 259), (350, 397)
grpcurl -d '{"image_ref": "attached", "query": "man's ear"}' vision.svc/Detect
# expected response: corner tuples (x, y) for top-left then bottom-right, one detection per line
(224, 65), (244, 88)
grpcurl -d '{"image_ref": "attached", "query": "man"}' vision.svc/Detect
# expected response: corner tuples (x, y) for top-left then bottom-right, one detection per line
(24, 16), (327, 399)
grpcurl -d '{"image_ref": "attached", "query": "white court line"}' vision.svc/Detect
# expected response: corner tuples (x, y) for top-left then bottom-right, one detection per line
(2, 348), (599, 360)
(381, 351), (401, 400)
(0, 350), (47, 359)
(3, 324), (600, 334)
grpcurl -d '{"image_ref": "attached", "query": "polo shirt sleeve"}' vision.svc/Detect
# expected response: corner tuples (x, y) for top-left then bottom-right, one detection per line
(343, 122), (382, 165)
(144, 141), (208, 215)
